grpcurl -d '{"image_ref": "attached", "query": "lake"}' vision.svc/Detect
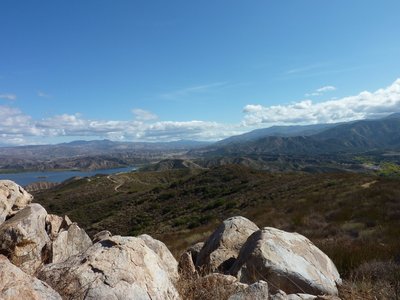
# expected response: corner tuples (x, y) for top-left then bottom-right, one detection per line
(0, 166), (136, 186)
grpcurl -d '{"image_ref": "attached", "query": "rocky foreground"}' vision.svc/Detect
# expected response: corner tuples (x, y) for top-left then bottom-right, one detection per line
(0, 180), (342, 300)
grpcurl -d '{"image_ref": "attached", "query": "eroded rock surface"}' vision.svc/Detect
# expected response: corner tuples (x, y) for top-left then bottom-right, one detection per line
(0, 203), (49, 275)
(0, 254), (62, 300)
(51, 223), (92, 263)
(0, 180), (33, 224)
(45, 214), (72, 240)
(39, 235), (181, 300)
(138, 234), (179, 281)
(230, 227), (342, 296)
(196, 216), (259, 273)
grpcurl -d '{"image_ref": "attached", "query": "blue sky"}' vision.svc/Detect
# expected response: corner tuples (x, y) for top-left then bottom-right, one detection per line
(1, 1), (400, 145)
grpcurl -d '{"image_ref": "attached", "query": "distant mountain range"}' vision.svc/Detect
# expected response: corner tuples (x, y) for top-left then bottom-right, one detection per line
(197, 113), (400, 156)
(1, 113), (400, 172)
(0, 139), (211, 159)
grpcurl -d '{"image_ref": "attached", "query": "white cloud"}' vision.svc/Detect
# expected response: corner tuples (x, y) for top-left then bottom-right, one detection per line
(0, 105), (243, 145)
(38, 91), (51, 98)
(132, 108), (158, 121)
(305, 85), (336, 97)
(0, 94), (17, 101)
(316, 86), (336, 93)
(161, 82), (228, 99)
(243, 78), (400, 126)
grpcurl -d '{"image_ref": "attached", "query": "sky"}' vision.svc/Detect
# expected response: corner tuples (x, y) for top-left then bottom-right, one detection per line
(1, 0), (400, 145)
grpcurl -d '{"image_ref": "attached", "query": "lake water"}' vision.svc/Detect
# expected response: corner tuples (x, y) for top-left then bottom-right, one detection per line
(0, 167), (136, 186)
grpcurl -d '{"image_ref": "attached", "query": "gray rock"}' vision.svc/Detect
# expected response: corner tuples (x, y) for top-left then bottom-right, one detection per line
(51, 223), (92, 263)
(45, 214), (72, 240)
(196, 216), (259, 273)
(0, 180), (33, 224)
(0, 254), (62, 300)
(93, 230), (112, 242)
(39, 235), (180, 300)
(187, 241), (204, 264)
(230, 227), (342, 296)
(0, 203), (49, 275)
(178, 251), (197, 276)
(229, 280), (269, 300)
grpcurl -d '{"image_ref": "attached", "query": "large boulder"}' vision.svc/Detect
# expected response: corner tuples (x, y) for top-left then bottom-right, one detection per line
(0, 254), (61, 300)
(0, 180), (33, 224)
(196, 216), (259, 273)
(0, 203), (49, 275)
(38, 235), (181, 300)
(51, 223), (92, 263)
(230, 227), (342, 296)
(138, 234), (179, 281)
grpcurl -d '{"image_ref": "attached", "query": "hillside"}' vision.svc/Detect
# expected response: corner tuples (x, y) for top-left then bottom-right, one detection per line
(215, 123), (338, 146)
(199, 114), (400, 156)
(33, 165), (400, 283)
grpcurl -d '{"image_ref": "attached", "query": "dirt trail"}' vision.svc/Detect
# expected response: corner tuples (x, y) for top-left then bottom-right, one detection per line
(361, 180), (377, 189)
(107, 175), (125, 191)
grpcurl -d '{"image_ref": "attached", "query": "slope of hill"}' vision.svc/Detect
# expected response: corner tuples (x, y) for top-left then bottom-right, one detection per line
(215, 123), (338, 146)
(140, 159), (204, 171)
(200, 114), (400, 156)
(33, 165), (400, 282)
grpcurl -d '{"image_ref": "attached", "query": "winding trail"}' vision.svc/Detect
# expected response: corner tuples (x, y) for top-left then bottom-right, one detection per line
(107, 174), (125, 192)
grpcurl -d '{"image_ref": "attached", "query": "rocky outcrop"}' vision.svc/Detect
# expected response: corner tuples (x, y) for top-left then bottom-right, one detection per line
(0, 180), (33, 224)
(24, 181), (59, 192)
(51, 223), (92, 263)
(38, 235), (180, 300)
(196, 216), (259, 273)
(229, 227), (342, 296)
(0, 181), (343, 300)
(0, 254), (62, 300)
(0, 203), (49, 275)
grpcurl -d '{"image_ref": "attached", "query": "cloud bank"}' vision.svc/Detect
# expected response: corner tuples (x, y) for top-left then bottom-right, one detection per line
(243, 78), (400, 126)
(0, 79), (399, 145)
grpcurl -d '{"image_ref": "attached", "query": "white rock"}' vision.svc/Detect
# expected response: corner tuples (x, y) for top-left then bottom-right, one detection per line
(0, 254), (61, 300)
(0, 203), (49, 275)
(138, 234), (179, 281)
(196, 216), (259, 272)
(39, 235), (181, 300)
(230, 227), (342, 296)
(0, 180), (33, 224)
(51, 223), (92, 263)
